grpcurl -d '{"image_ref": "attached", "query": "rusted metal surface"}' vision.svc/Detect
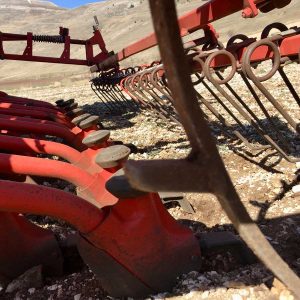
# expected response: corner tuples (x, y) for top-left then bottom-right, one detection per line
(124, 0), (300, 297)
(0, 0), (299, 298)
(96, 22), (300, 162)
(0, 91), (201, 297)
(90, 0), (292, 72)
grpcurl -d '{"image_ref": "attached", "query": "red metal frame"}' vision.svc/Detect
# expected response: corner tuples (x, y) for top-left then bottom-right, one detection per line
(189, 34), (300, 71)
(0, 152), (118, 208)
(0, 92), (61, 110)
(0, 26), (109, 66)
(91, 0), (276, 71)
(0, 180), (103, 233)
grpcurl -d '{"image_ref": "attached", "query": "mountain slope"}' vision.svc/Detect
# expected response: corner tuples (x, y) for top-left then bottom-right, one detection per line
(0, 0), (299, 87)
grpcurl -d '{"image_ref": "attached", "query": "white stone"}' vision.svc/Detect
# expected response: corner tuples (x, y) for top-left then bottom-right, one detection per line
(74, 294), (81, 300)
(292, 185), (300, 194)
(232, 294), (243, 300)
(47, 284), (58, 291)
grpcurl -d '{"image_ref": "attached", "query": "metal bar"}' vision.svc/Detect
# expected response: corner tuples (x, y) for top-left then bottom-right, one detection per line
(125, 0), (300, 297)
(0, 25), (109, 66)
(0, 152), (117, 208)
(0, 118), (84, 149)
(0, 135), (83, 165)
(0, 93), (60, 110)
(91, 0), (294, 72)
(0, 180), (103, 234)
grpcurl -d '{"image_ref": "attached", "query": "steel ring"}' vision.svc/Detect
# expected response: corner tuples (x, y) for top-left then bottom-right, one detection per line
(242, 38), (281, 82)
(204, 50), (237, 85)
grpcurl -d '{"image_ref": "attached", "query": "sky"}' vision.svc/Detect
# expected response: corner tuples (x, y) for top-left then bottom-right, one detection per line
(51, 0), (105, 9)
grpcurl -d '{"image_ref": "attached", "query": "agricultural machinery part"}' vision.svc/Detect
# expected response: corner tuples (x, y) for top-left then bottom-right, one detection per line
(0, 0), (299, 298)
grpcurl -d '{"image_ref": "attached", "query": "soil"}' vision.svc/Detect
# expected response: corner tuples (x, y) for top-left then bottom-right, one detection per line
(0, 62), (299, 300)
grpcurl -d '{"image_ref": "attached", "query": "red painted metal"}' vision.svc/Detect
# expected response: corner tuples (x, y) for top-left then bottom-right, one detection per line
(189, 33), (300, 72)
(0, 135), (90, 168)
(0, 212), (63, 279)
(0, 180), (104, 233)
(0, 105), (71, 127)
(0, 93), (61, 110)
(91, 0), (275, 71)
(0, 101), (67, 122)
(0, 134), (111, 173)
(0, 26), (109, 66)
(0, 117), (93, 150)
(0, 152), (118, 208)
(79, 192), (201, 297)
(0, 179), (200, 297)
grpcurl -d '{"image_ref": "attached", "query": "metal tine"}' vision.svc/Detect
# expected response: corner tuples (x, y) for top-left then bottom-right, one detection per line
(125, 1), (300, 296)
(192, 69), (269, 151)
(199, 49), (300, 162)
(91, 73), (121, 111)
(151, 67), (179, 109)
(101, 70), (128, 109)
(95, 84), (121, 112)
(124, 76), (152, 110)
(140, 70), (181, 124)
(130, 69), (177, 122)
(96, 78), (123, 112)
(241, 37), (300, 134)
(224, 29), (298, 151)
(260, 22), (300, 107)
(103, 84), (126, 110)
(194, 83), (268, 151)
(91, 82), (115, 112)
(238, 71), (293, 151)
(109, 69), (136, 109)
(278, 66), (300, 107)
(113, 83), (138, 110)
(126, 74), (171, 122)
(215, 70), (292, 151)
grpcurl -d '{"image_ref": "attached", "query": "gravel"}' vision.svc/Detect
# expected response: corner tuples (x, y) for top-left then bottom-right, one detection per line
(2, 62), (299, 299)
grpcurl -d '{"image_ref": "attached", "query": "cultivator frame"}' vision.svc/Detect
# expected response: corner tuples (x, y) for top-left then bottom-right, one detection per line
(0, 18), (109, 65)
(0, 0), (299, 298)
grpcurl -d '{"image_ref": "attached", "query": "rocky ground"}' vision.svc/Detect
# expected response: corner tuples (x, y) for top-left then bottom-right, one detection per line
(1, 61), (299, 300)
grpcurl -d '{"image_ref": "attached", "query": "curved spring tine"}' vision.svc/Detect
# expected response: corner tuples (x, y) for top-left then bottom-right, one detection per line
(242, 38), (300, 134)
(202, 50), (299, 161)
(278, 66), (300, 107)
(215, 71), (292, 151)
(125, 1), (300, 296)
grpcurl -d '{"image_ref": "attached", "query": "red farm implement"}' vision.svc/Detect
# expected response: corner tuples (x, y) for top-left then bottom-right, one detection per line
(0, 0), (299, 298)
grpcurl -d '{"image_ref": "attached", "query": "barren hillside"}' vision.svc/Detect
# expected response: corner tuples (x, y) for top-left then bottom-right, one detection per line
(0, 0), (299, 87)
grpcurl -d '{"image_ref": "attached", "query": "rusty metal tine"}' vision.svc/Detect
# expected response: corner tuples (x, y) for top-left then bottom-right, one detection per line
(239, 72), (293, 149)
(202, 54), (296, 158)
(125, 77), (151, 110)
(125, 1), (300, 297)
(132, 73), (175, 120)
(114, 85), (138, 109)
(91, 83), (115, 112)
(140, 72), (181, 124)
(128, 75), (171, 121)
(97, 85), (122, 112)
(278, 67), (300, 107)
(194, 89), (269, 151)
(216, 71), (270, 127)
(242, 39), (300, 134)
(216, 71), (292, 151)
(109, 80), (133, 109)
(105, 87), (126, 110)
(200, 78), (248, 129)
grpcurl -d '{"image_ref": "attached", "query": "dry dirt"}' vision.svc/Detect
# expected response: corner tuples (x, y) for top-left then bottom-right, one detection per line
(0, 59), (299, 299)
(1, 0), (299, 87)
